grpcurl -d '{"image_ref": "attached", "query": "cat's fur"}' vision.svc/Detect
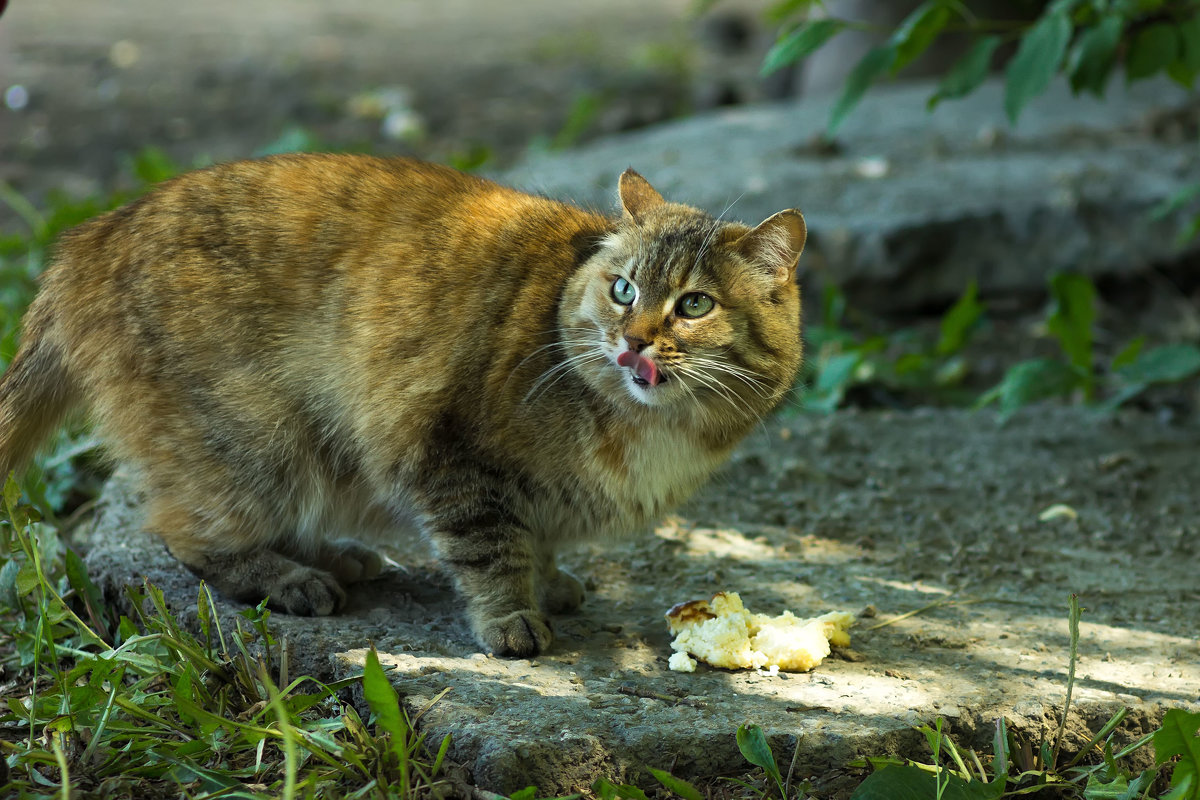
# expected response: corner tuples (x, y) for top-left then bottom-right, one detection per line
(0, 154), (805, 656)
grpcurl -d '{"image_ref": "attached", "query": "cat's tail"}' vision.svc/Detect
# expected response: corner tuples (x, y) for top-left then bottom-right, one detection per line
(0, 302), (79, 482)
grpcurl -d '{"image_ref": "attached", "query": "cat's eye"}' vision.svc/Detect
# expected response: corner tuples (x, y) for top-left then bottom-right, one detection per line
(611, 277), (637, 305)
(676, 292), (715, 319)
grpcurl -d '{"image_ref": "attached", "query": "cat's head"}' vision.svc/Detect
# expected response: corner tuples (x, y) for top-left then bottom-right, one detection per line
(561, 169), (805, 423)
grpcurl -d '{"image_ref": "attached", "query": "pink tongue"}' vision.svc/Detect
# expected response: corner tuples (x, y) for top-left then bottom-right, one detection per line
(617, 350), (660, 386)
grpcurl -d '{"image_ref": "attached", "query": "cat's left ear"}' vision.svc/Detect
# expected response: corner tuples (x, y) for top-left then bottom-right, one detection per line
(735, 209), (807, 284)
(618, 168), (666, 225)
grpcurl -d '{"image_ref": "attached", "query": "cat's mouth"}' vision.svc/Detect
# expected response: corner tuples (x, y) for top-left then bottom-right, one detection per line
(617, 350), (668, 387)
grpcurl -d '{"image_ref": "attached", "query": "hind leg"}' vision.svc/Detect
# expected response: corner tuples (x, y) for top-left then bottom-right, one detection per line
(291, 537), (384, 585)
(148, 497), (346, 616)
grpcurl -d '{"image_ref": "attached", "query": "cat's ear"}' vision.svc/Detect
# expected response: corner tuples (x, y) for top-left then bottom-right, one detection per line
(734, 209), (807, 284)
(618, 168), (666, 225)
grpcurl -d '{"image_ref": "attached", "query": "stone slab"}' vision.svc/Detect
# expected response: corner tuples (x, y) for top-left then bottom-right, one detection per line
(84, 407), (1200, 795)
(498, 78), (1200, 311)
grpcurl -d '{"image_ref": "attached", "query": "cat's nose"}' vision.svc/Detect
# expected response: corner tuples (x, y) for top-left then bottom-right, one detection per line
(623, 333), (650, 352)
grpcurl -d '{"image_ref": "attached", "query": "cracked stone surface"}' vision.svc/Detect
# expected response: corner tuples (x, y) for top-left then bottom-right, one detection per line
(84, 407), (1200, 796)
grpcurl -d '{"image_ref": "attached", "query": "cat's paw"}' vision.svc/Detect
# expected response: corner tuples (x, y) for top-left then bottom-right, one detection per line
(542, 568), (585, 614)
(272, 566), (346, 616)
(321, 538), (384, 584)
(476, 610), (553, 657)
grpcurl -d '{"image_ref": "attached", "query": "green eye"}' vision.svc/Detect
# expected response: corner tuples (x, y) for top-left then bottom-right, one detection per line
(612, 277), (637, 305)
(677, 292), (715, 319)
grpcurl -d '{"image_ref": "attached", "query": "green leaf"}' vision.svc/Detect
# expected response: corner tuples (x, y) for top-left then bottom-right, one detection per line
(1125, 22), (1180, 82)
(1047, 273), (1096, 378)
(1111, 336), (1145, 371)
(764, 0), (823, 25)
(592, 778), (650, 800)
(736, 724), (783, 789)
(928, 35), (1000, 110)
(761, 19), (845, 76)
(977, 358), (1083, 419)
(362, 646), (407, 764)
(890, 2), (953, 74)
(1117, 344), (1200, 385)
(828, 45), (897, 135)
(1155, 708), (1200, 797)
(1067, 15), (1124, 95)
(1179, 13), (1200, 72)
(649, 768), (704, 800)
(937, 281), (985, 356)
(508, 787), (538, 800)
(1005, 11), (1073, 123)
(851, 764), (1004, 800)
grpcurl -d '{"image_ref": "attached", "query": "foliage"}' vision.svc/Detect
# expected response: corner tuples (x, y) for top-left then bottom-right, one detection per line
(849, 595), (1194, 800)
(745, 0), (1200, 134)
(976, 272), (1200, 420)
(0, 475), (451, 799)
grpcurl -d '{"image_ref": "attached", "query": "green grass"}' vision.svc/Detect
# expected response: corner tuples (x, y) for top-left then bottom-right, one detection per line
(0, 476), (453, 799)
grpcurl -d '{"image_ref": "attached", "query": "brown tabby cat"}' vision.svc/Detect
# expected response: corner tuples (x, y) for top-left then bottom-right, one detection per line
(0, 154), (804, 656)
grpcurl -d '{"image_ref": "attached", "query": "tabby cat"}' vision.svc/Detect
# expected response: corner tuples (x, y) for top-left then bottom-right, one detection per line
(0, 155), (805, 656)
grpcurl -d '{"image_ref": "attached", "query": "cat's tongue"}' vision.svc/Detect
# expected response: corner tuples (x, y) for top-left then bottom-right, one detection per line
(616, 350), (660, 386)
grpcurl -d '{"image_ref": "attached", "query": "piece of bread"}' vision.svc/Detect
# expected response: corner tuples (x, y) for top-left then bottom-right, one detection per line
(665, 591), (852, 672)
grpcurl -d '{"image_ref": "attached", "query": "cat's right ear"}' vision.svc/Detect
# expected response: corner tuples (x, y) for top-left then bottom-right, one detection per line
(618, 169), (665, 226)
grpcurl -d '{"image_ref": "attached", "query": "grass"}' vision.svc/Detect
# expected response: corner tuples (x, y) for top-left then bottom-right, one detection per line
(0, 476), (454, 799)
(846, 596), (1199, 800)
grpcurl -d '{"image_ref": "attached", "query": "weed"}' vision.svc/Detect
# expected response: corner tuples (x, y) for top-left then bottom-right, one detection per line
(0, 475), (450, 798)
(848, 595), (1195, 800)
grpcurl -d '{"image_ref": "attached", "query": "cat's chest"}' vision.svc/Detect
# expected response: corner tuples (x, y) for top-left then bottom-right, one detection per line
(596, 421), (727, 528)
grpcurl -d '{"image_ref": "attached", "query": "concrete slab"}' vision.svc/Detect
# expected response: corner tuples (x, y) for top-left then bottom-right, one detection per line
(84, 407), (1200, 795)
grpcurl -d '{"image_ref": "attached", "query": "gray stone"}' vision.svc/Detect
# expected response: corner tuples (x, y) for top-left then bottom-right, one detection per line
(84, 407), (1200, 795)
(498, 78), (1200, 312)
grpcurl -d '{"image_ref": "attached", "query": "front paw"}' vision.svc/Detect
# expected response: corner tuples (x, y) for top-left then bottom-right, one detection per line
(542, 568), (585, 614)
(475, 609), (553, 657)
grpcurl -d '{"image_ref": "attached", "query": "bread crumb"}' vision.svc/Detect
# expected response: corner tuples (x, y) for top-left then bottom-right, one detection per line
(668, 651), (698, 672)
(665, 591), (853, 672)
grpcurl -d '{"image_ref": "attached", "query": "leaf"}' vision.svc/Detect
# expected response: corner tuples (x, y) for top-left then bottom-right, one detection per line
(764, 0), (823, 25)
(761, 19), (845, 76)
(1005, 11), (1073, 123)
(592, 778), (650, 800)
(362, 646), (407, 764)
(508, 787), (538, 800)
(890, 2), (953, 74)
(1067, 14), (1124, 96)
(1125, 22), (1180, 82)
(1117, 344), (1200, 385)
(1110, 336), (1145, 371)
(828, 45), (897, 135)
(1180, 13), (1200, 72)
(649, 768), (705, 800)
(1047, 273), (1096, 378)
(851, 764), (1004, 800)
(1153, 708), (1200, 765)
(736, 724), (783, 788)
(977, 358), (1083, 419)
(937, 281), (985, 356)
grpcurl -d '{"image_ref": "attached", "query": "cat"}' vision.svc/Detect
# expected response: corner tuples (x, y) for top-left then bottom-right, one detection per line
(0, 154), (805, 656)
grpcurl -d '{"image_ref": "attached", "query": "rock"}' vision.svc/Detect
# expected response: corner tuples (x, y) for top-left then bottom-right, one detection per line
(497, 77), (1200, 313)
(83, 407), (1200, 794)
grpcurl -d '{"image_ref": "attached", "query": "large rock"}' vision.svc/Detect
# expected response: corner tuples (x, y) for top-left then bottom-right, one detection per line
(499, 78), (1200, 312)
(84, 407), (1200, 795)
